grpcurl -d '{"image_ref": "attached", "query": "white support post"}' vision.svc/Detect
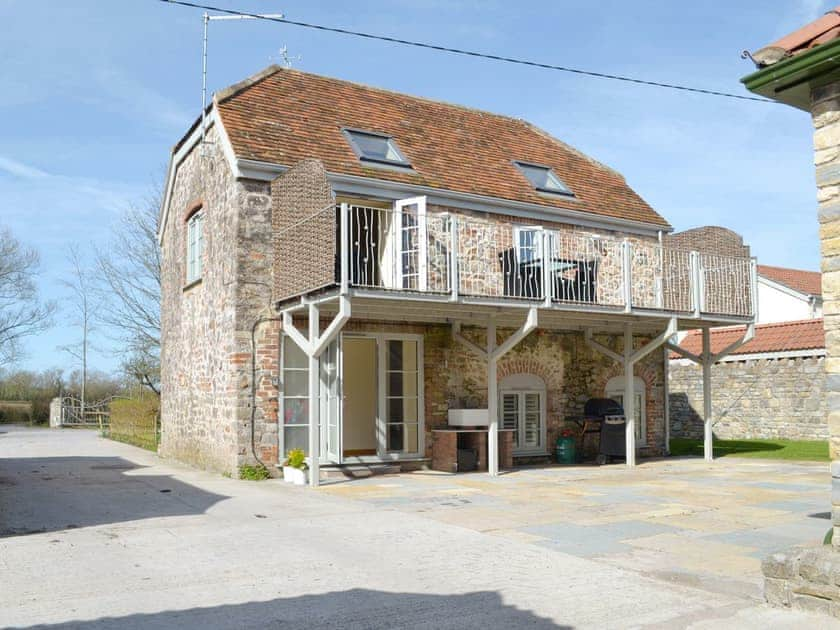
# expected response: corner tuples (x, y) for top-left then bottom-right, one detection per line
(667, 322), (753, 465)
(702, 328), (713, 462)
(452, 308), (538, 477)
(340, 202), (350, 294)
(449, 216), (459, 302)
(663, 346), (671, 455)
(308, 302), (320, 487)
(623, 323), (636, 468)
(281, 296), (351, 489)
(622, 239), (633, 313)
(542, 230), (552, 307)
(585, 318), (677, 469)
(487, 320), (499, 477)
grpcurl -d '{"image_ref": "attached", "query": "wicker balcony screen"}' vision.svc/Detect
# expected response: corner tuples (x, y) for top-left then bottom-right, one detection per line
(272, 159), (337, 302)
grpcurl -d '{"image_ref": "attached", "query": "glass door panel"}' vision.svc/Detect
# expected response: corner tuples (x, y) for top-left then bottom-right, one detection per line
(282, 335), (309, 458)
(394, 197), (427, 291)
(384, 339), (420, 455)
(319, 338), (341, 463)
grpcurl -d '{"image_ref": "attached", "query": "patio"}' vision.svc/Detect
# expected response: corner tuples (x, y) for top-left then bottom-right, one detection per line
(322, 456), (831, 598)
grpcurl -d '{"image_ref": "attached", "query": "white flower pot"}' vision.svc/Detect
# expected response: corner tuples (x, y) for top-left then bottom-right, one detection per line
(283, 466), (307, 486)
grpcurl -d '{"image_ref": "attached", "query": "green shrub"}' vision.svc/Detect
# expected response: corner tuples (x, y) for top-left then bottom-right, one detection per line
(108, 397), (159, 451)
(238, 463), (271, 480)
(284, 448), (306, 469)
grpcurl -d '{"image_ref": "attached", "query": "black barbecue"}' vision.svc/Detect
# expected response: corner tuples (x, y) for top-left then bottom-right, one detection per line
(582, 398), (627, 465)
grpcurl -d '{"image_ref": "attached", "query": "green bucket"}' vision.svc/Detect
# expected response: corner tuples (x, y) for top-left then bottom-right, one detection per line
(555, 436), (576, 465)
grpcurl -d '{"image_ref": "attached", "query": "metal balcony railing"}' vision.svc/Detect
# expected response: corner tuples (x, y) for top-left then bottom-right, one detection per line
(279, 203), (756, 319)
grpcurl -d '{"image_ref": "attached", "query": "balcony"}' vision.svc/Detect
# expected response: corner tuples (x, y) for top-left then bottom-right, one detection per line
(275, 201), (756, 323)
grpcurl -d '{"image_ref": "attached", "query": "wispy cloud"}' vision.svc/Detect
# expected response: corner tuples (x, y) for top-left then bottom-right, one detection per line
(0, 155), (49, 179)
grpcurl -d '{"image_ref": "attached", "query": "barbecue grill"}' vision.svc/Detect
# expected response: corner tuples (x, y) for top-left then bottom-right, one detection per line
(582, 398), (626, 465)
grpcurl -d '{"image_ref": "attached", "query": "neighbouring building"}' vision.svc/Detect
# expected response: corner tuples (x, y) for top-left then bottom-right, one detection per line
(665, 226), (826, 441)
(743, 6), (840, 618)
(158, 66), (755, 486)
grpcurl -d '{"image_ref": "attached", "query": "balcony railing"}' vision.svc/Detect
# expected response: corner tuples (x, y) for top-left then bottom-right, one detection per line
(277, 203), (756, 319)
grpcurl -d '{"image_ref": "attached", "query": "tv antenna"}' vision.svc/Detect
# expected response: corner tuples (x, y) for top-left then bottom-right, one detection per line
(200, 10), (285, 147)
(274, 45), (301, 68)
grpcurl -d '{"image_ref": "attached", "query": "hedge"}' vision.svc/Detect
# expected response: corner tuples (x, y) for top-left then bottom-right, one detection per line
(108, 397), (160, 451)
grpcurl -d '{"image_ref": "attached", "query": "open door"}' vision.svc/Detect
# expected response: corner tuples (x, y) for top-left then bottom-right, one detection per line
(382, 196), (427, 291)
(319, 338), (342, 463)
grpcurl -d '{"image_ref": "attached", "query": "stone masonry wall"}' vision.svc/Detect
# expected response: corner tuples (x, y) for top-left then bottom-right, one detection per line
(337, 321), (667, 460)
(160, 124), (282, 475)
(669, 356), (827, 441)
(159, 125), (243, 473)
(812, 82), (840, 553)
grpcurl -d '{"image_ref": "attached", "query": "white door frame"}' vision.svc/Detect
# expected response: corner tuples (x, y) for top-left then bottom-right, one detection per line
(394, 196), (428, 291)
(320, 337), (342, 463)
(341, 331), (425, 462)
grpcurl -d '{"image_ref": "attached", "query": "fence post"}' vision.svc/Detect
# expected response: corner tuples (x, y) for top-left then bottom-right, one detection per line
(622, 239), (633, 313)
(690, 251), (702, 318)
(449, 215), (459, 302)
(542, 231), (552, 307)
(340, 202), (349, 294)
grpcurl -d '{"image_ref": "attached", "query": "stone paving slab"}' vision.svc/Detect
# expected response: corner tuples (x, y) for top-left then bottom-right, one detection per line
(323, 457), (832, 602)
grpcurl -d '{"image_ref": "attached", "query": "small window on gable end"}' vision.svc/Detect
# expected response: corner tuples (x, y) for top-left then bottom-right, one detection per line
(186, 209), (205, 284)
(343, 128), (411, 168)
(514, 161), (573, 196)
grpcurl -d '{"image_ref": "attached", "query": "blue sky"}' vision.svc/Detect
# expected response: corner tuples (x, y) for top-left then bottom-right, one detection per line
(0, 0), (829, 373)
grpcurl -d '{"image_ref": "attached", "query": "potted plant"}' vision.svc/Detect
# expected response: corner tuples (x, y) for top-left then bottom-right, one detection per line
(282, 448), (308, 485)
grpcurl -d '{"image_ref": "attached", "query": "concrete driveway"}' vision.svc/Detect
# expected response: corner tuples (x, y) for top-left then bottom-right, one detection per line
(0, 425), (836, 629)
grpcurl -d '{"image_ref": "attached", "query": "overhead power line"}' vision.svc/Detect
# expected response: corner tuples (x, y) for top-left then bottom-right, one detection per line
(159, 0), (772, 104)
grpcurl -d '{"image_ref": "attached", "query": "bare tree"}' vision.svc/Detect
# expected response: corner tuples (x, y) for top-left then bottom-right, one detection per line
(94, 191), (161, 394)
(59, 244), (100, 413)
(0, 226), (55, 366)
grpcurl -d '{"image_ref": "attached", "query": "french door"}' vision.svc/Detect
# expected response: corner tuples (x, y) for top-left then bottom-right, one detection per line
(281, 333), (423, 463)
(500, 390), (545, 455)
(319, 338), (341, 462)
(380, 337), (422, 456)
(382, 197), (427, 291)
(280, 336), (342, 463)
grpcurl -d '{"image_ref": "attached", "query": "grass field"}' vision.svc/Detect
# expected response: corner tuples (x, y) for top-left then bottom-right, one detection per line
(669, 438), (829, 462)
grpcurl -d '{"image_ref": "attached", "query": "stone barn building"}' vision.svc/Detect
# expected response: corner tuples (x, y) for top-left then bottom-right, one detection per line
(158, 66), (756, 483)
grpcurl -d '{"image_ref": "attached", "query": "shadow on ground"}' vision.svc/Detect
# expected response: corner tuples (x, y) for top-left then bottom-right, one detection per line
(0, 456), (228, 537)
(11, 589), (569, 629)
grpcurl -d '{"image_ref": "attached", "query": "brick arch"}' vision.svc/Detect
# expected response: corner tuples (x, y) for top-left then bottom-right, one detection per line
(596, 361), (657, 394)
(497, 358), (554, 383)
(595, 359), (660, 446)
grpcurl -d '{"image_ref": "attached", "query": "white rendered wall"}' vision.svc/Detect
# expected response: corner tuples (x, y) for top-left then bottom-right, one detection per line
(756, 280), (814, 324)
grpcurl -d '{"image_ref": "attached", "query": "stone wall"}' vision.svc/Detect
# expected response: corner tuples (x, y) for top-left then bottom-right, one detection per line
(261, 320), (668, 464)
(159, 124), (243, 473)
(669, 355), (827, 441)
(160, 124), (279, 475)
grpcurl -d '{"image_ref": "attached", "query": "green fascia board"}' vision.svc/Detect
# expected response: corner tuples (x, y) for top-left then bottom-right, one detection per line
(741, 38), (840, 110)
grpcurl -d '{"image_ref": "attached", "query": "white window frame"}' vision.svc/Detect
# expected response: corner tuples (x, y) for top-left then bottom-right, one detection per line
(499, 373), (547, 456)
(186, 210), (204, 284)
(513, 226), (542, 264)
(605, 375), (647, 445)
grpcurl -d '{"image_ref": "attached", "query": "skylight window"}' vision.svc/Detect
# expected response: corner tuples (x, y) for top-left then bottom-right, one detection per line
(343, 128), (411, 167)
(514, 161), (573, 196)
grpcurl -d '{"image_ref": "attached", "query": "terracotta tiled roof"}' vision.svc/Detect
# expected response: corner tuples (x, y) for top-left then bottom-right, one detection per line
(672, 319), (825, 359)
(751, 8), (840, 66)
(757, 264), (821, 296)
(214, 66), (670, 228)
